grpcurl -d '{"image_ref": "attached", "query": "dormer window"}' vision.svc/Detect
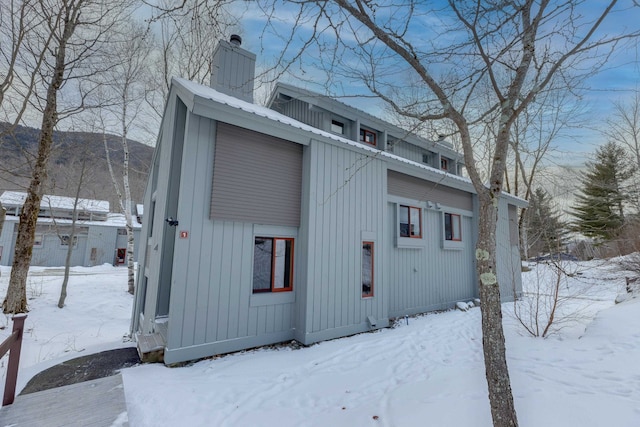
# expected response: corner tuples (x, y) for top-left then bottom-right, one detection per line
(440, 157), (449, 171)
(360, 129), (376, 146)
(331, 120), (345, 135)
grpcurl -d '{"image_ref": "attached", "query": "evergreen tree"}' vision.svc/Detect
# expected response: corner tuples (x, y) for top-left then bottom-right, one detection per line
(524, 188), (568, 256)
(571, 142), (635, 240)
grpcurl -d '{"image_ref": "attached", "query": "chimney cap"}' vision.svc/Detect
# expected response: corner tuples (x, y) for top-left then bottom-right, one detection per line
(230, 34), (242, 46)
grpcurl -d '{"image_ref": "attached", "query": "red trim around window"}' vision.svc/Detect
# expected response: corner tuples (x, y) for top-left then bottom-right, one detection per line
(253, 237), (294, 293)
(445, 213), (462, 241)
(399, 205), (422, 238)
(360, 129), (377, 146)
(441, 157), (449, 170)
(271, 238), (294, 292)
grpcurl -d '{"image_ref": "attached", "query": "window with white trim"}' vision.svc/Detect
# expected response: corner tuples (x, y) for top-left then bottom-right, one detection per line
(399, 205), (422, 238)
(444, 213), (462, 241)
(253, 237), (294, 293)
(331, 120), (345, 135)
(33, 234), (44, 247)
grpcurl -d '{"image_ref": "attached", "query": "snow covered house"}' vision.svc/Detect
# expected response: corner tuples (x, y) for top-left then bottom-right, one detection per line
(131, 37), (525, 364)
(0, 191), (140, 267)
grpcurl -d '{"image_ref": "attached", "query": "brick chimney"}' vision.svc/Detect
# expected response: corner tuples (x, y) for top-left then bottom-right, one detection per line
(210, 35), (256, 103)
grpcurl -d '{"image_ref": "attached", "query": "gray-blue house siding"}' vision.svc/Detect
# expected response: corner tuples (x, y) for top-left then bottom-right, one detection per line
(131, 38), (525, 365)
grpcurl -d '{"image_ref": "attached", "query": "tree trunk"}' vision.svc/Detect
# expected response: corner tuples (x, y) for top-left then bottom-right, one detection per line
(122, 116), (135, 295)
(58, 225), (75, 308)
(3, 4), (75, 314)
(477, 190), (518, 427)
(58, 160), (86, 308)
(0, 204), (5, 279)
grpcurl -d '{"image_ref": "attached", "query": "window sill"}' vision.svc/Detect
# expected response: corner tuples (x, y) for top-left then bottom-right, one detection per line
(442, 240), (464, 251)
(396, 237), (424, 249)
(250, 291), (295, 307)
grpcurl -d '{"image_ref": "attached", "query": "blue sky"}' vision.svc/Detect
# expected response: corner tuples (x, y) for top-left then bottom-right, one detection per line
(229, 1), (640, 168)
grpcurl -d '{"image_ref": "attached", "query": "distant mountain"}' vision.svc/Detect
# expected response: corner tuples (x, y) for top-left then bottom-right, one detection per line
(0, 123), (154, 211)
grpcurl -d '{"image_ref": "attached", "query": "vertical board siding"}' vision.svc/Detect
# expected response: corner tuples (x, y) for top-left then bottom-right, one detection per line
(168, 115), (295, 352)
(211, 123), (302, 227)
(273, 98), (324, 129)
(0, 221), (15, 266)
(391, 140), (425, 164)
(387, 203), (476, 316)
(387, 170), (473, 211)
(304, 140), (386, 336)
(496, 199), (523, 301)
(211, 43), (255, 103)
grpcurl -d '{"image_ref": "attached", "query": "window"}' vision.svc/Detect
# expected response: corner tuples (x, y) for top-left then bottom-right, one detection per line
(60, 235), (78, 247)
(253, 237), (294, 293)
(440, 157), (449, 171)
(90, 247), (98, 262)
(399, 205), (422, 238)
(331, 120), (344, 134)
(359, 129), (376, 146)
(33, 234), (44, 247)
(444, 213), (462, 241)
(422, 153), (431, 164)
(117, 228), (127, 236)
(362, 241), (374, 298)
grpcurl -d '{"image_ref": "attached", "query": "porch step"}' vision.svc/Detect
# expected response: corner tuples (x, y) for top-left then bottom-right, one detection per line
(136, 332), (165, 363)
(0, 374), (128, 426)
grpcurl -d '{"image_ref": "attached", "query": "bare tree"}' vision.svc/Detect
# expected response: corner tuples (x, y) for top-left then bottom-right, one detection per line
(96, 20), (154, 294)
(143, 0), (235, 124)
(3, 0), (127, 314)
(0, 0), (57, 131)
(260, 1), (640, 425)
(604, 89), (640, 212)
(48, 154), (90, 308)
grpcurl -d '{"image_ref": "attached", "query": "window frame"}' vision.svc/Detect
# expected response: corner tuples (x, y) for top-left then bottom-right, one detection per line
(359, 128), (377, 146)
(252, 236), (294, 294)
(399, 205), (422, 238)
(362, 241), (374, 298)
(444, 213), (462, 242)
(59, 235), (78, 247)
(331, 120), (345, 135)
(440, 157), (449, 171)
(33, 233), (44, 248)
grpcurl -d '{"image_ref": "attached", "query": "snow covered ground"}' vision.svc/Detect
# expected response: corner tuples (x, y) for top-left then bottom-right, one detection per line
(1, 260), (639, 426)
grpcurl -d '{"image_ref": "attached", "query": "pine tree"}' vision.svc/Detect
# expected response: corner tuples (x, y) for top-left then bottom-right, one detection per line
(524, 188), (568, 256)
(571, 142), (635, 240)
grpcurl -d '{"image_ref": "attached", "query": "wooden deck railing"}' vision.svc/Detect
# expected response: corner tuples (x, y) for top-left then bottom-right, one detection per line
(0, 314), (27, 406)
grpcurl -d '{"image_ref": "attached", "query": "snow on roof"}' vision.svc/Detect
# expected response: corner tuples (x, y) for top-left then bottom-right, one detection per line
(0, 191), (110, 213)
(174, 77), (527, 205)
(2, 211), (141, 228)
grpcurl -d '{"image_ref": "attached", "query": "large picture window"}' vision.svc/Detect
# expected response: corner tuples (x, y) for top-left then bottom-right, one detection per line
(444, 213), (462, 241)
(362, 241), (374, 298)
(253, 237), (294, 293)
(399, 205), (422, 238)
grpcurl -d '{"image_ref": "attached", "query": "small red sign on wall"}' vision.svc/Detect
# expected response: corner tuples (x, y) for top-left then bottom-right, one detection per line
(179, 231), (188, 239)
